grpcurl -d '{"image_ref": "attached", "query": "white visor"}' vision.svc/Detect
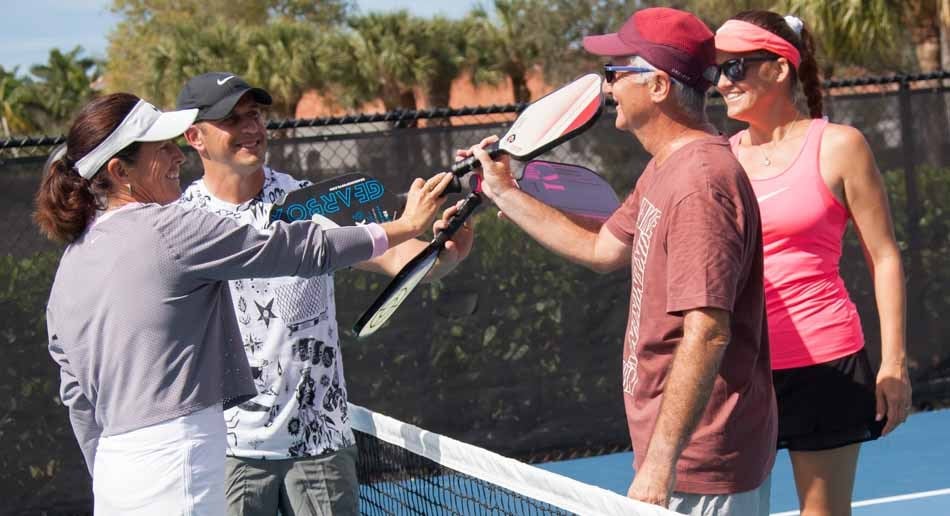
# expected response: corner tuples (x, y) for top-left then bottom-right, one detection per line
(75, 100), (198, 179)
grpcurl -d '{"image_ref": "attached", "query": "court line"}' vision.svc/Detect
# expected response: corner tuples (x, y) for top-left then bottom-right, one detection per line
(769, 487), (950, 515)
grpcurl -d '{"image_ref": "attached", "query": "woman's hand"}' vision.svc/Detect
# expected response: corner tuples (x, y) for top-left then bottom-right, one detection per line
(384, 173), (453, 246)
(876, 361), (912, 436)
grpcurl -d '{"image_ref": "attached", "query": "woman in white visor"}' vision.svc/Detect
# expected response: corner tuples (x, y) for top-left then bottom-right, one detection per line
(34, 93), (453, 515)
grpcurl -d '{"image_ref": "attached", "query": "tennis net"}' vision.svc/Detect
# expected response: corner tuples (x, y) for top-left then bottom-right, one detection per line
(350, 403), (677, 516)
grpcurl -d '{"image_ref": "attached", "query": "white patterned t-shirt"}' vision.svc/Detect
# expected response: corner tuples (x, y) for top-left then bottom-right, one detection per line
(178, 167), (355, 459)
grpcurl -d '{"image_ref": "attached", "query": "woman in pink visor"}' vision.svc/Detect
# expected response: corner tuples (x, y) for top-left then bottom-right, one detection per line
(714, 11), (911, 516)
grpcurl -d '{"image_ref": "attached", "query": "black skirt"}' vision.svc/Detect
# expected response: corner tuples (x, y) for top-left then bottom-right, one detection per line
(773, 348), (885, 451)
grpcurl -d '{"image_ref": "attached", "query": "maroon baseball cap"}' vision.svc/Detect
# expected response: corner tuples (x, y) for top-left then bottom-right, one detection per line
(583, 7), (717, 91)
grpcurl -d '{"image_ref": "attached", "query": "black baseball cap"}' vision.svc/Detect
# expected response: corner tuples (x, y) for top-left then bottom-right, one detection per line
(176, 72), (273, 121)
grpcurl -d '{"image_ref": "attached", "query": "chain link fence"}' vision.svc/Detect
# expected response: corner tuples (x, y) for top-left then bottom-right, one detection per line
(1, 72), (948, 514)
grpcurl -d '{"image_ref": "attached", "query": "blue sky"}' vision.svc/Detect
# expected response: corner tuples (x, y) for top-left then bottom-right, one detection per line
(0, 0), (475, 74)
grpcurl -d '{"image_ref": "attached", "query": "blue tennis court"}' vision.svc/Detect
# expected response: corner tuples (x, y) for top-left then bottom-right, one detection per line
(540, 409), (950, 515)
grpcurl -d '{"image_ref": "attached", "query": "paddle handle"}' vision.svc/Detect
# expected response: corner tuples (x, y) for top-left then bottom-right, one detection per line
(450, 142), (501, 175)
(433, 193), (481, 247)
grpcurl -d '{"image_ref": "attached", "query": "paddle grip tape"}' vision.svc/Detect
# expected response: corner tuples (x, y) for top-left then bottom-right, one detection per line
(450, 142), (501, 175)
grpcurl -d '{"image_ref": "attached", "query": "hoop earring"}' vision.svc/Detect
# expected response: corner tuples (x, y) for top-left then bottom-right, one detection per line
(127, 183), (133, 196)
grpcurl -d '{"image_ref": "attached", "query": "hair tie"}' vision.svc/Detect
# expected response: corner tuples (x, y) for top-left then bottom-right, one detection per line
(784, 15), (804, 36)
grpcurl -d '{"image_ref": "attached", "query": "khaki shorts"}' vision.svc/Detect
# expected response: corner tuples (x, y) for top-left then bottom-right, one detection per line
(224, 445), (359, 516)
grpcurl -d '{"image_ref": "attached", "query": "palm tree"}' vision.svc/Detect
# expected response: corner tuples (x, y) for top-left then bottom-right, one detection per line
(113, 0), (268, 26)
(777, 0), (904, 76)
(685, 0), (774, 26)
(269, 0), (351, 26)
(113, 0), (350, 25)
(902, 0), (942, 72)
(244, 21), (335, 117)
(464, 0), (630, 102)
(27, 47), (100, 132)
(145, 21), (249, 107)
(417, 17), (470, 110)
(468, 0), (544, 104)
(334, 11), (434, 112)
(107, 0), (349, 106)
(0, 67), (35, 139)
(526, 0), (632, 84)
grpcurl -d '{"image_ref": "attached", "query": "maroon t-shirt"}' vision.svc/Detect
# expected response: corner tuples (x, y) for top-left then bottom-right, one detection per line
(604, 136), (776, 494)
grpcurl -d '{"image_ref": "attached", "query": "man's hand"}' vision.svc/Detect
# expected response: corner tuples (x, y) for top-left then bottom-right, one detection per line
(455, 135), (518, 203)
(431, 200), (475, 272)
(631, 307), (730, 508)
(627, 464), (675, 508)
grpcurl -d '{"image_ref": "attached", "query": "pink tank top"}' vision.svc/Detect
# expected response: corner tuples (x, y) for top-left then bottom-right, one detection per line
(730, 119), (864, 369)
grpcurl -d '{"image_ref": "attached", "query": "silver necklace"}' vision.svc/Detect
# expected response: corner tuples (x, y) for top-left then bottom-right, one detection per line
(756, 117), (804, 167)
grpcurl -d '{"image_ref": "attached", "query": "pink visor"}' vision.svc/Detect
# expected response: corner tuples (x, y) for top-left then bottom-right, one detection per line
(715, 19), (801, 69)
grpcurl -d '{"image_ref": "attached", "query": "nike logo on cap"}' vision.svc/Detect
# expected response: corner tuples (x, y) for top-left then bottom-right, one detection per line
(756, 187), (789, 203)
(216, 75), (235, 86)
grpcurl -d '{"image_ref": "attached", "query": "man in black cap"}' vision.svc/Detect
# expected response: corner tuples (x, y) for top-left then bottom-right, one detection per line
(176, 72), (473, 516)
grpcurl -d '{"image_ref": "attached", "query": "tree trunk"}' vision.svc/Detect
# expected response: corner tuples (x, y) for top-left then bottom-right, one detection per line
(504, 61), (530, 104)
(941, 0), (950, 70)
(906, 1), (950, 168)
(1, 115), (19, 158)
(381, 88), (419, 126)
(394, 90), (419, 129)
(426, 78), (454, 171)
(380, 89), (420, 183)
(908, 0), (942, 71)
(510, 73), (530, 104)
(426, 78), (453, 127)
(913, 36), (942, 72)
(398, 90), (417, 110)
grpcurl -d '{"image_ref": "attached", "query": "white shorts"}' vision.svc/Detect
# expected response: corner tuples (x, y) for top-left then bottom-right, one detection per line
(668, 474), (771, 516)
(93, 404), (226, 516)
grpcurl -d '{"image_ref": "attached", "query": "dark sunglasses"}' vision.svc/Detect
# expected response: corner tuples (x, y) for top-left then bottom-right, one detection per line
(716, 56), (779, 83)
(603, 64), (654, 84)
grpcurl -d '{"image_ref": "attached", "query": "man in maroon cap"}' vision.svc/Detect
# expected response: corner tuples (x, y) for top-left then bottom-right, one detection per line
(460, 7), (776, 515)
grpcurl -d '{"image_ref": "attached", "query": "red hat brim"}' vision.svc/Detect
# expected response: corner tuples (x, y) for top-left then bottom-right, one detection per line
(582, 33), (639, 57)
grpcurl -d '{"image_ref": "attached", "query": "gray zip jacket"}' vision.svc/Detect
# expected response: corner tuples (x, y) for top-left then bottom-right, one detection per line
(46, 202), (376, 475)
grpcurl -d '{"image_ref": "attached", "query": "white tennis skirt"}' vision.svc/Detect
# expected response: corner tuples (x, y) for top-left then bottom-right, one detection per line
(93, 403), (226, 516)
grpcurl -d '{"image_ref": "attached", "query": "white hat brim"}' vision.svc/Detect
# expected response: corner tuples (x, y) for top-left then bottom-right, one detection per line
(139, 108), (198, 142)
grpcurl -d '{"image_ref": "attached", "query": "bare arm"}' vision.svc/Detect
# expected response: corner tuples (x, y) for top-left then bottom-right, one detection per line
(823, 125), (910, 434)
(628, 307), (730, 506)
(467, 138), (630, 273)
(356, 202), (475, 280)
(355, 238), (427, 276)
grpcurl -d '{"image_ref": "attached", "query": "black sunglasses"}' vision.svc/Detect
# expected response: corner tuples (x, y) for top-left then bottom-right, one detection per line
(717, 56), (779, 83)
(603, 64), (654, 84)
